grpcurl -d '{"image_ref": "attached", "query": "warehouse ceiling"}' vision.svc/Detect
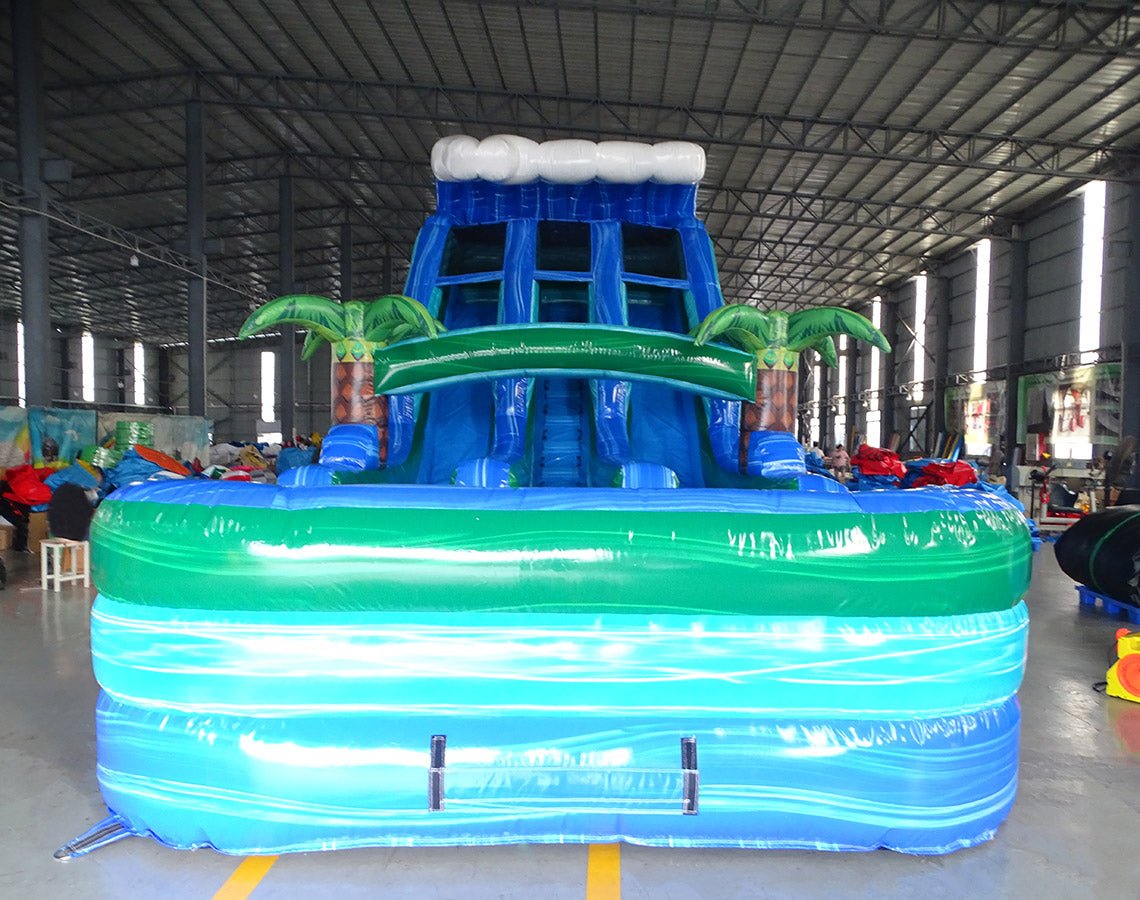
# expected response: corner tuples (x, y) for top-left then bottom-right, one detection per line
(1, 0), (1139, 344)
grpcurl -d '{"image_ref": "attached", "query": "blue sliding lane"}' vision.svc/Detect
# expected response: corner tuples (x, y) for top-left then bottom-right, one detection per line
(625, 286), (705, 487)
(415, 286), (499, 484)
(533, 378), (589, 487)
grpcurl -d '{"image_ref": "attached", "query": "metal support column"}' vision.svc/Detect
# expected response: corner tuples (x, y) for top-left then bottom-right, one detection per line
(845, 338), (858, 447)
(1123, 186), (1140, 488)
(185, 99), (207, 417)
(1004, 235), (1028, 486)
(382, 251), (393, 295)
(880, 299), (899, 443)
(929, 273), (951, 447)
(13, 0), (51, 408)
(278, 172), (296, 441)
(115, 347), (127, 406)
(817, 365), (831, 449)
(158, 347), (172, 410)
(796, 369), (809, 443)
(58, 334), (71, 401)
(339, 219), (353, 301)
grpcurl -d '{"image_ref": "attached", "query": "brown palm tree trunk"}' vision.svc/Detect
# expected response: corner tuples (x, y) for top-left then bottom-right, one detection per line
(739, 368), (798, 472)
(333, 360), (389, 464)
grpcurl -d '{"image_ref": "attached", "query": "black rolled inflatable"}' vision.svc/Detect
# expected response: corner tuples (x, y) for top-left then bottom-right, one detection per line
(1055, 504), (1140, 606)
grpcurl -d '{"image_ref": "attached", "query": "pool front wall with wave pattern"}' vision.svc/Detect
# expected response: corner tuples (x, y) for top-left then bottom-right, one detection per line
(90, 480), (1031, 855)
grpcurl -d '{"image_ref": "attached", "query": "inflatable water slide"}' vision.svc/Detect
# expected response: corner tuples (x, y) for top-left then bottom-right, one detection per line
(70, 136), (1031, 858)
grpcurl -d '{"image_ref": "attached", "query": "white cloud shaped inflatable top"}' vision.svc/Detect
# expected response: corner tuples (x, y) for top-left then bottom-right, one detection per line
(432, 135), (706, 185)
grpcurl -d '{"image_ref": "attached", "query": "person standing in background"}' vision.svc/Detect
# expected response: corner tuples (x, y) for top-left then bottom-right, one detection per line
(832, 443), (851, 479)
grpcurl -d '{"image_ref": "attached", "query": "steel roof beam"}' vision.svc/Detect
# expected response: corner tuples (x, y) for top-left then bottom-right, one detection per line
(39, 239), (399, 285)
(711, 232), (926, 267)
(31, 69), (1139, 179)
(0, 177), (264, 300)
(718, 279), (864, 308)
(466, 0), (1140, 57)
(717, 266), (883, 297)
(60, 153), (994, 240)
(705, 186), (991, 240)
(717, 258), (893, 286)
(0, 201), (416, 259)
(61, 154), (431, 203)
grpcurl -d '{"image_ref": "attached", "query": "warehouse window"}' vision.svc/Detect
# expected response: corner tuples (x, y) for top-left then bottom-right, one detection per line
(913, 275), (926, 401)
(133, 342), (146, 406)
(260, 350), (276, 424)
(16, 320), (26, 408)
(1079, 181), (1106, 361)
(867, 298), (882, 447)
(973, 239), (991, 381)
(81, 331), (95, 403)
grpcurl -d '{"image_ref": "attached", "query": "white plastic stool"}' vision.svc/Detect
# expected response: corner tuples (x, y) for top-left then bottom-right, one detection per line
(40, 538), (90, 592)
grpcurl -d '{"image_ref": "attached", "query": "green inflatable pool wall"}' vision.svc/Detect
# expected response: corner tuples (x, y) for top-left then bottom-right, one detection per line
(93, 497), (1031, 617)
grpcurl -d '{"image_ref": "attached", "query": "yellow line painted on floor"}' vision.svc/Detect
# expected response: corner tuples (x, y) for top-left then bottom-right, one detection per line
(586, 843), (621, 900)
(213, 855), (278, 899)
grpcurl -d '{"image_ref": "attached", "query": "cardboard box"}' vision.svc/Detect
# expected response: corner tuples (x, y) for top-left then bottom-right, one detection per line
(27, 511), (49, 554)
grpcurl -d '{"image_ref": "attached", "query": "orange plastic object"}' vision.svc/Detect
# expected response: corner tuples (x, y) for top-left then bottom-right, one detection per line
(133, 444), (190, 477)
(1106, 628), (1140, 703)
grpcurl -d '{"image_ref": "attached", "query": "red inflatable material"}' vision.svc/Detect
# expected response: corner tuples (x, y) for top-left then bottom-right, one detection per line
(2, 465), (52, 505)
(853, 446), (906, 479)
(912, 461), (978, 488)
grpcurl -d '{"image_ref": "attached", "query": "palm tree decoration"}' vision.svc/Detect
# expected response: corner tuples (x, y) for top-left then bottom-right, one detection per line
(239, 294), (444, 450)
(693, 304), (890, 435)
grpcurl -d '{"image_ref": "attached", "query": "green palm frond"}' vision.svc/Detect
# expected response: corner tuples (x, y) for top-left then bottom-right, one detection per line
(239, 294), (347, 344)
(692, 304), (775, 347)
(714, 326), (772, 355)
(300, 329), (326, 362)
(807, 335), (839, 367)
(343, 301), (367, 337)
(362, 294), (444, 343)
(785, 307), (890, 353)
(376, 321), (426, 347)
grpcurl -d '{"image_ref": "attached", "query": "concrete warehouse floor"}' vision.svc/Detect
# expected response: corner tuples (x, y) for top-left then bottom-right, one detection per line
(0, 545), (1137, 900)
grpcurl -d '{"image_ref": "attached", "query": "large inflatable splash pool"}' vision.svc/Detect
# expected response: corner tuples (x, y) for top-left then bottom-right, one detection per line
(76, 136), (1031, 858)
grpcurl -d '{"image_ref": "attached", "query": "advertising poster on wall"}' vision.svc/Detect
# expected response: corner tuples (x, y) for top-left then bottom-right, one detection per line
(0, 406), (31, 468)
(1051, 378), (1092, 460)
(1017, 364), (1121, 463)
(945, 381), (1006, 457)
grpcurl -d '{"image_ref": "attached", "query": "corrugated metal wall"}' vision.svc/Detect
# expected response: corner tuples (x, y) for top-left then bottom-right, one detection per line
(987, 240), (1012, 371)
(0, 319), (161, 410)
(0, 317), (17, 404)
(1101, 181), (1130, 345)
(945, 250), (980, 376)
(166, 339), (332, 442)
(1023, 196), (1084, 361)
(843, 180), (1128, 451)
